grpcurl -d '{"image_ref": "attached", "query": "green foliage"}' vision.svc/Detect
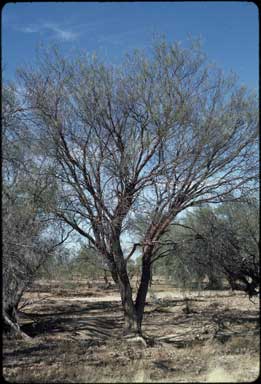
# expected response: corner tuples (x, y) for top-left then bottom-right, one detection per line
(2, 84), (71, 334)
(153, 199), (259, 293)
(69, 245), (107, 279)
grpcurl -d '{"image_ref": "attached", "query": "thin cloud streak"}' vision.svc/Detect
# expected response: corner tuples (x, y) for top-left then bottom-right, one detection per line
(18, 22), (79, 41)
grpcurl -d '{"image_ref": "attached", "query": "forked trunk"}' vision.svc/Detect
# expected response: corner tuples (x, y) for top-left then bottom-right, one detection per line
(117, 270), (141, 335)
(110, 240), (151, 337)
(3, 304), (18, 333)
(3, 304), (30, 339)
(110, 237), (142, 335)
(119, 256), (152, 335)
(3, 279), (33, 339)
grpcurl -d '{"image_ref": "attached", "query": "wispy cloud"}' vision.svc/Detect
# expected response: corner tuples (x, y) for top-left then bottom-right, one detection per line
(44, 23), (79, 41)
(18, 22), (79, 41)
(20, 26), (40, 33)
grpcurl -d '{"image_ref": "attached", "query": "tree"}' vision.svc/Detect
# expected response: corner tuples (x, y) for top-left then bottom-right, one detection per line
(2, 84), (69, 337)
(168, 207), (224, 290)
(154, 199), (259, 295)
(210, 199), (259, 296)
(72, 244), (111, 284)
(16, 39), (258, 337)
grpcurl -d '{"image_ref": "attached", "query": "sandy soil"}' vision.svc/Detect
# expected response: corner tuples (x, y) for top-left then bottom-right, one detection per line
(3, 279), (260, 383)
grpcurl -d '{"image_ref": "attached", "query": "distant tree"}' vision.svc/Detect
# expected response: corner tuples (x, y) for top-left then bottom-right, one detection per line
(172, 207), (224, 290)
(16, 38), (258, 337)
(154, 199), (259, 296)
(72, 244), (110, 282)
(39, 245), (72, 279)
(212, 198), (259, 296)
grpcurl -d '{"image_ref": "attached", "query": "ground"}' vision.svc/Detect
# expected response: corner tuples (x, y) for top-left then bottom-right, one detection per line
(2, 278), (260, 383)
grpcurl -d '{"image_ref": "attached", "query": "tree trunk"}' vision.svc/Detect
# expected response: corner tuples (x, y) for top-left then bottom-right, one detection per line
(118, 275), (140, 335)
(3, 278), (32, 339)
(206, 272), (223, 290)
(111, 238), (141, 335)
(135, 258), (151, 332)
(103, 270), (111, 289)
(3, 304), (18, 333)
(3, 303), (30, 339)
(110, 269), (119, 286)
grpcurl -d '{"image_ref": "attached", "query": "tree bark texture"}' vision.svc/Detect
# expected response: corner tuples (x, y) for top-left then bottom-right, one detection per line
(135, 257), (152, 332)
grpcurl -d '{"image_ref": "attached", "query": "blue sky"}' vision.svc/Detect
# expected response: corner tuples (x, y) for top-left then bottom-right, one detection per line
(2, 2), (258, 90)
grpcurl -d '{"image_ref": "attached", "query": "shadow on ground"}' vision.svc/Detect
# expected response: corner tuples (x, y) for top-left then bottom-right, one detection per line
(19, 301), (123, 340)
(3, 285), (260, 383)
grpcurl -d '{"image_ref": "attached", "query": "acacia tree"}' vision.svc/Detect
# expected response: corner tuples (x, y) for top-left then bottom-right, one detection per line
(2, 84), (70, 337)
(152, 199), (259, 294)
(72, 244), (112, 285)
(208, 199), (259, 295)
(17, 40), (258, 336)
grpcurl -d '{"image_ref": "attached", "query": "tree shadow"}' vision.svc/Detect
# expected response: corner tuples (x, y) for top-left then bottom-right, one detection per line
(3, 343), (59, 359)
(19, 301), (123, 340)
(19, 301), (120, 319)
(153, 360), (178, 372)
(211, 309), (260, 341)
(144, 300), (259, 347)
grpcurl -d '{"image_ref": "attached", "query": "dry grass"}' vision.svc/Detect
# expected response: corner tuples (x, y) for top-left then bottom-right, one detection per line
(3, 279), (260, 383)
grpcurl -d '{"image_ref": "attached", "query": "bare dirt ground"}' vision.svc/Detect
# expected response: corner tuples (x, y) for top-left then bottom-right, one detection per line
(3, 278), (260, 383)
